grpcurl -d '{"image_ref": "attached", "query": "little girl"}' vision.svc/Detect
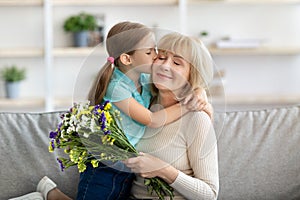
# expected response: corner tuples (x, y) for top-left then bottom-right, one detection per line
(76, 21), (212, 200)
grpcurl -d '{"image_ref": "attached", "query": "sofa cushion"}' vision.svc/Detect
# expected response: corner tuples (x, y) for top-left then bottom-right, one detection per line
(1, 105), (299, 200)
(0, 112), (79, 199)
(214, 105), (300, 200)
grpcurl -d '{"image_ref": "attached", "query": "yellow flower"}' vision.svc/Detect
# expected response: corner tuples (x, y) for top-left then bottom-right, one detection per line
(48, 141), (54, 152)
(89, 105), (94, 111)
(69, 154), (75, 162)
(91, 159), (99, 168)
(100, 153), (106, 158)
(63, 146), (71, 154)
(104, 102), (112, 111)
(69, 149), (79, 163)
(102, 135), (108, 144)
(76, 110), (91, 119)
(107, 136), (115, 146)
(71, 107), (77, 114)
(78, 162), (87, 173)
(104, 111), (112, 125)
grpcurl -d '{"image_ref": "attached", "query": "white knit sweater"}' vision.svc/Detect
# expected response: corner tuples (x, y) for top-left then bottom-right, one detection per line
(130, 111), (219, 200)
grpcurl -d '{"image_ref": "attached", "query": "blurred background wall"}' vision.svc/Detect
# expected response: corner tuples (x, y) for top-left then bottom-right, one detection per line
(0, 1), (299, 112)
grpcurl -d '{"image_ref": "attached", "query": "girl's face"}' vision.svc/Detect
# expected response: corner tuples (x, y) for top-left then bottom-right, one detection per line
(152, 50), (190, 92)
(130, 33), (157, 74)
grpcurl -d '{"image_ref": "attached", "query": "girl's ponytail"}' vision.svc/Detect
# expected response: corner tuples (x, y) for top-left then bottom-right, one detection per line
(88, 60), (114, 105)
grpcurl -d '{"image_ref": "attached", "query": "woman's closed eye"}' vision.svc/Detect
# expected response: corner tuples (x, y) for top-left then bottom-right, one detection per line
(173, 58), (183, 66)
(174, 61), (180, 65)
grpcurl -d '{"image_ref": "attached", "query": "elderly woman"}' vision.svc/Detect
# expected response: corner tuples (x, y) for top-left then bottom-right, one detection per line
(124, 32), (219, 200)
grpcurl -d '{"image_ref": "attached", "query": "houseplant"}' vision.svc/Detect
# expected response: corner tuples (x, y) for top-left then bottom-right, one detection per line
(199, 31), (211, 46)
(1, 65), (26, 99)
(64, 12), (97, 47)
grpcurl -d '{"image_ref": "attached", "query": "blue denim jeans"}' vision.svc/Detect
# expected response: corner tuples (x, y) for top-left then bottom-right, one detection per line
(76, 162), (135, 200)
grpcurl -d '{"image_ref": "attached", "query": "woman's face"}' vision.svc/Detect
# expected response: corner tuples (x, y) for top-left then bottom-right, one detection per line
(152, 50), (190, 92)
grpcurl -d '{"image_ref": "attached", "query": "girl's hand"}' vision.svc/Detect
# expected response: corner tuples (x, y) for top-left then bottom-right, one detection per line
(182, 88), (207, 111)
(123, 152), (178, 183)
(181, 88), (214, 119)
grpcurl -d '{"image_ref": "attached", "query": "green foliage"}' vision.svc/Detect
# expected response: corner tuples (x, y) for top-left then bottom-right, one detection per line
(64, 12), (97, 32)
(200, 31), (208, 37)
(1, 65), (26, 82)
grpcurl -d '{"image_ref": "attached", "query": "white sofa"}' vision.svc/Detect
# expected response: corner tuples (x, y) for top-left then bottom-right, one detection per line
(1, 104), (299, 200)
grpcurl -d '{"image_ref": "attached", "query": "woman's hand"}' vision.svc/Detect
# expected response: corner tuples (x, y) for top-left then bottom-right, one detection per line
(123, 152), (179, 184)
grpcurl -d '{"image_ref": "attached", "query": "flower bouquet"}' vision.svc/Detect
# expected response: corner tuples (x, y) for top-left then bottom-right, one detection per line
(49, 101), (174, 200)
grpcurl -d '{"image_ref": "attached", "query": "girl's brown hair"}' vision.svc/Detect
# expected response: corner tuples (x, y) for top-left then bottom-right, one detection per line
(87, 21), (152, 105)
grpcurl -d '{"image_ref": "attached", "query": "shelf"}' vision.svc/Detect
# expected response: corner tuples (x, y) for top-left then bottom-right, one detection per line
(53, 0), (178, 6)
(0, 48), (43, 58)
(0, 46), (299, 58)
(0, 0), (43, 6)
(0, 97), (72, 112)
(208, 46), (300, 56)
(0, 97), (44, 108)
(188, 0), (300, 5)
(54, 97), (73, 109)
(53, 47), (106, 57)
(0, 47), (104, 58)
(52, 46), (300, 57)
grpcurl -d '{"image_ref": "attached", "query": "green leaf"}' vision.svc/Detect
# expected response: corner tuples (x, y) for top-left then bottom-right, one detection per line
(64, 12), (97, 32)
(1, 65), (26, 82)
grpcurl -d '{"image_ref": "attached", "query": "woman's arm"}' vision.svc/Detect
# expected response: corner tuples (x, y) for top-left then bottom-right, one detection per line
(124, 112), (219, 200)
(170, 113), (219, 200)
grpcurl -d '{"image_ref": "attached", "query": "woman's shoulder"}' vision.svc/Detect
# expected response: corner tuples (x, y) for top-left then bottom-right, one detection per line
(181, 111), (213, 132)
(181, 111), (215, 142)
(184, 111), (211, 124)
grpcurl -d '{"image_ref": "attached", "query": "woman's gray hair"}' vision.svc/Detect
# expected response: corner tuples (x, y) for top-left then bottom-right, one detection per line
(157, 32), (214, 90)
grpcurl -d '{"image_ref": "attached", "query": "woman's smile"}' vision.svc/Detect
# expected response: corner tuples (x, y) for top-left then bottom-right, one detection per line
(156, 72), (172, 80)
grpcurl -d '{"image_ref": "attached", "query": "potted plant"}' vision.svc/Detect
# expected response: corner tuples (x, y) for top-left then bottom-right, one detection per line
(1, 65), (26, 99)
(199, 31), (211, 46)
(64, 12), (97, 47)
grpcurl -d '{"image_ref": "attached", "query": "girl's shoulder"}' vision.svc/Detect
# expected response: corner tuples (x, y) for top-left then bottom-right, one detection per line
(140, 73), (150, 85)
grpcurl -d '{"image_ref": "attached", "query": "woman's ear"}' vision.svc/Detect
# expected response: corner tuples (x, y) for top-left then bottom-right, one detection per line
(119, 53), (132, 66)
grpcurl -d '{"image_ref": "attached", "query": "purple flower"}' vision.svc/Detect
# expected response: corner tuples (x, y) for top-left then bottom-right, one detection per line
(49, 131), (58, 139)
(103, 100), (110, 108)
(104, 130), (111, 135)
(94, 104), (101, 110)
(56, 139), (60, 146)
(51, 140), (55, 150)
(57, 158), (65, 171)
(93, 106), (100, 115)
(100, 112), (106, 131)
(57, 122), (62, 131)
